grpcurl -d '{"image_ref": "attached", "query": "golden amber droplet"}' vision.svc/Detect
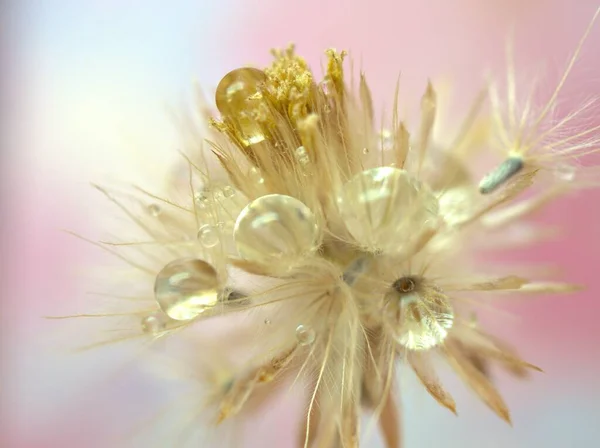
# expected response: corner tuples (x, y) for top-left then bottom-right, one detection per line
(215, 67), (267, 146)
(154, 258), (220, 321)
(233, 194), (320, 267)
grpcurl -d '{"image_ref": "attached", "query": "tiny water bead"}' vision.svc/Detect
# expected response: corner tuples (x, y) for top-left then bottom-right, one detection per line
(555, 163), (576, 182)
(248, 167), (265, 185)
(154, 258), (220, 321)
(222, 185), (236, 198)
(215, 67), (267, 146)
(148, 203), (162, 217)
(197, 224), (220, 248)
(234, 194), (320, 267)
(141, 313), (167, 334)
(295, 324), (315, 346)
(295, 146), (310, 165)
(337, 167), (440, 252)
(384, 278), (454, 351)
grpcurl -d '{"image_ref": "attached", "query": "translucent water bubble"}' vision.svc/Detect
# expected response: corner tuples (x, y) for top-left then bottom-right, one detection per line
(215, 67), (267, 146)
(222, 185), (236, 198)
(197, 224), (220, 248)
(154, 258), (220, 321)
(555, 163), (576, 182)
(234, 194), (320, 267)
(141, 313), (166, 334)
(295, 324), (315, 346)
(383, 279), (453, 351)
(148, 204), (161, 217)
(336, 167), (439, 252)
(295, 146), (310, 165)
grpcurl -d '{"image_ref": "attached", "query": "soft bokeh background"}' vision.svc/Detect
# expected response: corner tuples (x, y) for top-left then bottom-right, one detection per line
(3, 1), (600, 447)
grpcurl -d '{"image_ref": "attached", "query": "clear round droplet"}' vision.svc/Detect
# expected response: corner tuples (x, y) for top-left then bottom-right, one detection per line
(234, 194), (320, 266)
(437, 187), (476, 226)
(148, 204), (161, 217)
(264, 318), (272, 325)
(141, 313), (166, 334)
(555, 163), (576, 182)
(215, 67), (267, 146)
(248, 167), (265, 185)
(197, 224), (220, 248)
(383, 284), (454, 351)
(154, 258), (220, 321)
(295, 146), (310, 165)
(295, 324), (315, 346)
(362, 147), (369, 154)
(222, 185), (236, 198)
(337, 167), (440, 252)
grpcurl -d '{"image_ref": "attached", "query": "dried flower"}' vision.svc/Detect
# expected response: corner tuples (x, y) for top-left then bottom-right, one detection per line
(61, 10), (600, 447)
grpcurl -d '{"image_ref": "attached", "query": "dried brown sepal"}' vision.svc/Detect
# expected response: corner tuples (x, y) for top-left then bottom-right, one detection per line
(378, 388), (402, 448)
(217, 346), (298, 423)
(443, 275), (529, 292)
(407, 351), (457, 415)
(443, 340), (512, 424)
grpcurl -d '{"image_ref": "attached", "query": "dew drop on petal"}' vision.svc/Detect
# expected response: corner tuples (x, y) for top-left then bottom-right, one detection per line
(148, 204), (162, 217)
(141, 313), (166, 334)
(234, 194), (320, 266)
(154, 258), (220, 321)
(248, 167), (265, 185)
(554, 163), (576, 182)
(264, 318), (272, 325)
(337, 167), (439, 252)
(295, 324), (315, 346)
(295, 146), (310, 165)
(197, 224), (220, 247)
(362, 147), (369, 154)
(222, 185), (236, 198)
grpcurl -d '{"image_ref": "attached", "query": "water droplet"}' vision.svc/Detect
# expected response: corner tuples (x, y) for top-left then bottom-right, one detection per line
(295, 324), (315, 345)
(222, 185), (236, 198)
(437, 187), (475, 226)
(141, 313), (166, 334)
(154, 258), (220, 321)
(295, 146), (310, 165)
(234, 194), (320, 267)
(362, 147), (369, 154)
(336, 167), (439, 253)
(148, 204), (161, 217)
(197, 224), (220, 248)
(555, 163), (576, 182)
(383, 280), (453, 351)
(215, 68), (267, 146)
(248, 167), (265, 185)
(264, 318), (271, 325)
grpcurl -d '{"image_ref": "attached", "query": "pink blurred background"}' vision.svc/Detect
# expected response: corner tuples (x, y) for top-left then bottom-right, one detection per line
(3, 1), (600, 447)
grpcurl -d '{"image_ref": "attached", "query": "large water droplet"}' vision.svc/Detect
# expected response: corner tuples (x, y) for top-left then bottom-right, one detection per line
(295, 324), (315, 346)
(383, 280), (453, 351)
(197, 224), (220, 248)
(234, 194), (320, 267)
(215, 67), (267, 146)
(337, 167), (439, 252)
(154, 259), (220, 321)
